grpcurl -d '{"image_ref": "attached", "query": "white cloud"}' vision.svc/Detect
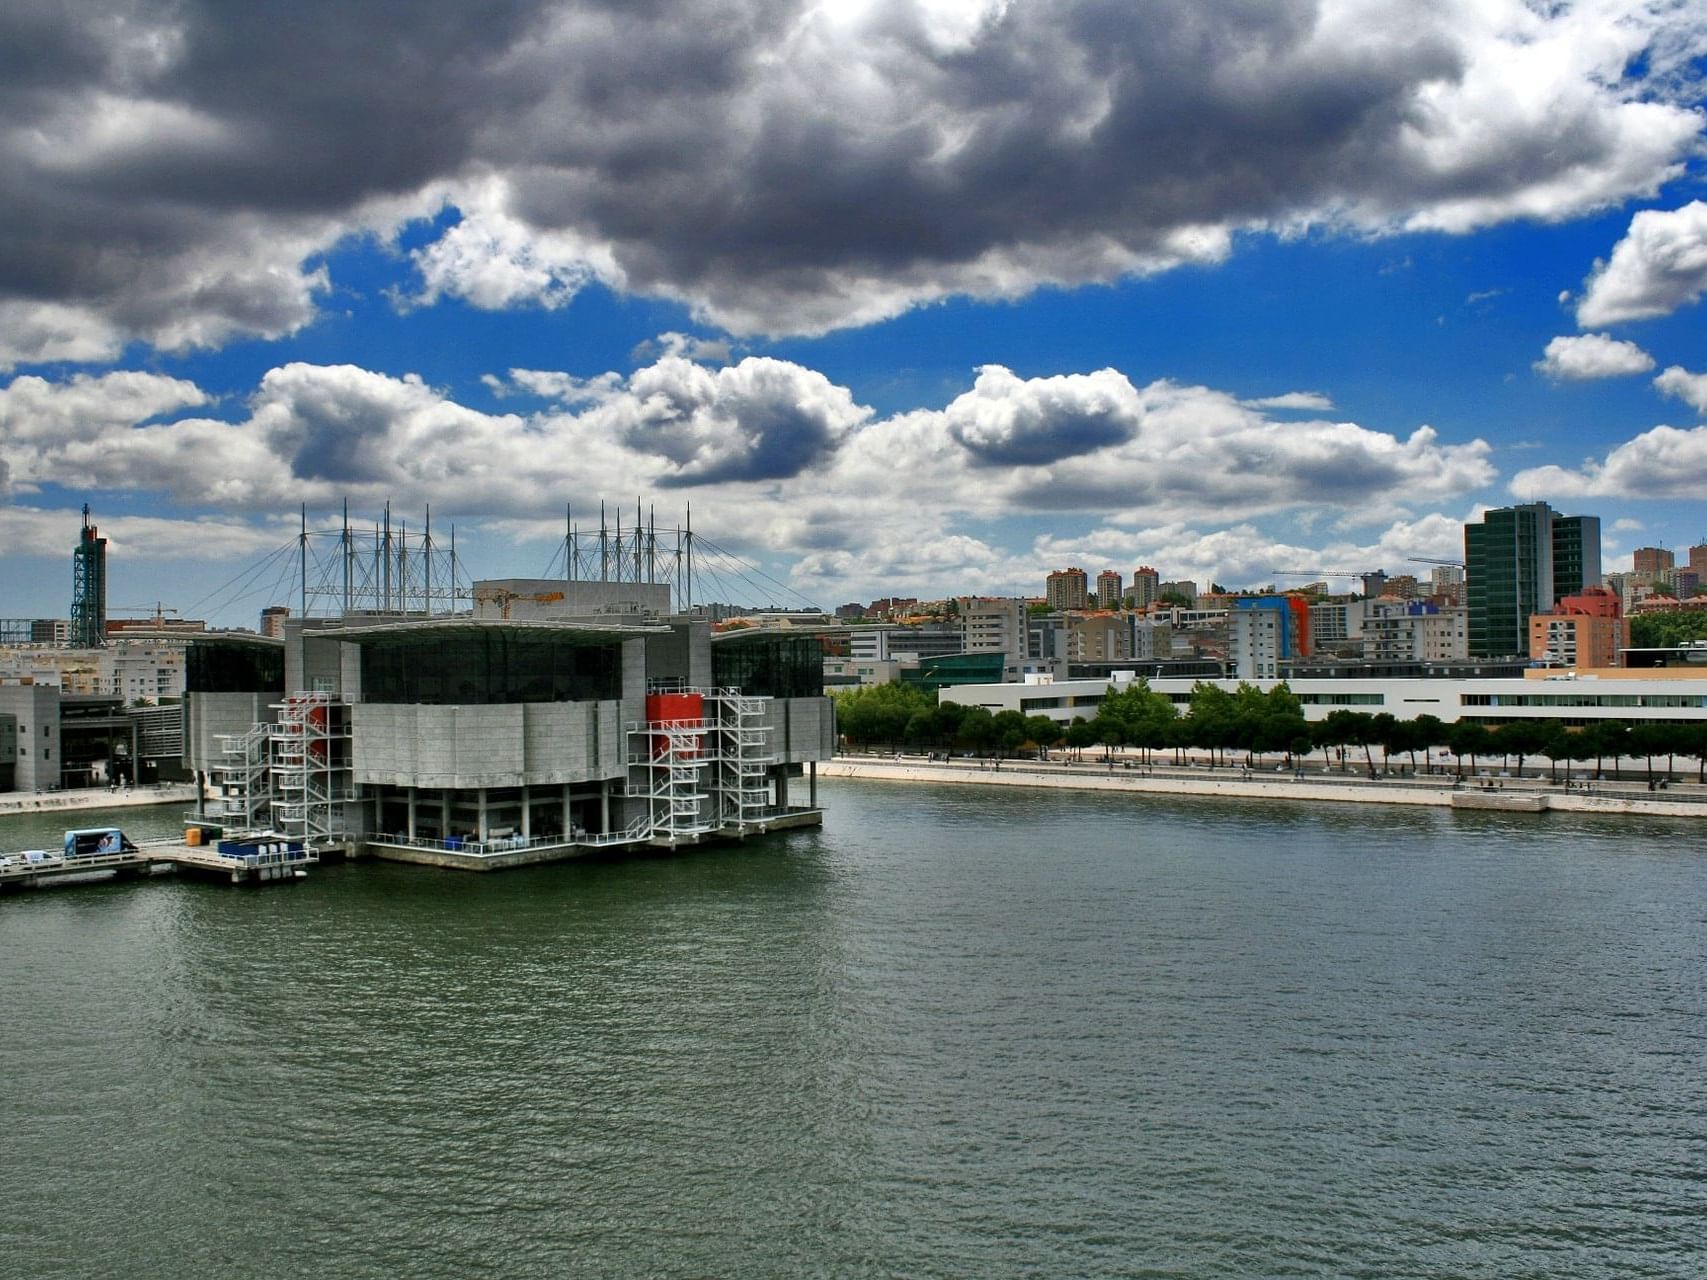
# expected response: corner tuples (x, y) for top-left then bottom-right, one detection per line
(1511, 424), (1707, 499)
(0, 371), (209, 448)
(1654, 365), (1707, 415)
(1242, 391), (1336, 411)
(406, 180), (624, 312)
(3, 354), (1500, 604)
(1534, 332), (1655, 380)
(1577, 201), (1707, 327)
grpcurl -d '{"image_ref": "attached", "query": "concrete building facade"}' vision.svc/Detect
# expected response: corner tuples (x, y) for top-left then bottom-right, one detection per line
(1633, 547), (1675, 576)
(1045, 568), (1089, 611)
(1363, 602), (1469, 664)
(1131, 567), (1160, 609)
(959, 596), (1026, 681)
(1228, 597), (1310, 679)
(1095, 570), (1124, 610)
(181, 598), (834, 863)
(1530, 586), (1628, 671)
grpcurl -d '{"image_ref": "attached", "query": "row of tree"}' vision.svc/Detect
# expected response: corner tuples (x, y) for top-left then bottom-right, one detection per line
(833, 678), (1707, 782)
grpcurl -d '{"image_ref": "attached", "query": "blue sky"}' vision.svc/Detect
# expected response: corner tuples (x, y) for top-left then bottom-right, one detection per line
(4, 1), (1707, 626)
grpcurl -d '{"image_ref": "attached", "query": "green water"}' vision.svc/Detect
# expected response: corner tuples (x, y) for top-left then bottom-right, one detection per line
(4, 783), (1705, 1277)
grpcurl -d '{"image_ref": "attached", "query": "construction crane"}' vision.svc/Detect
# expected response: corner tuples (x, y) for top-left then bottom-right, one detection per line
(472, 586), (565, 620)
(111, 603), (181, 626)
(1407, 557), (1464, 568)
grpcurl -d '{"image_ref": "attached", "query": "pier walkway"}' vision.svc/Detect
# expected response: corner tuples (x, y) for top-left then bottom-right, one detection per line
(823, 753), (1707, 818)
(0, 836), (316, 891)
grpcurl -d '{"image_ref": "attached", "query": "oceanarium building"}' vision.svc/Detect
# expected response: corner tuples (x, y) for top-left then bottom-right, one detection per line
(182, 590), (832, 869)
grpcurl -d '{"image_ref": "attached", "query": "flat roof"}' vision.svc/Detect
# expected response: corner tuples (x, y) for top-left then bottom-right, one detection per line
(328, 617), (671, 643)
(711, 625), (840, 642)
(183, 631), (284, 648)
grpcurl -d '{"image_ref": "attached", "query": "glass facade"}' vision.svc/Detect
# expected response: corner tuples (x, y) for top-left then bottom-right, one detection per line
(712, 635), (822, 699)
(1466, 505), (1601, 659)
(359, 631), (621, 704)
(187, 642), (285, 693)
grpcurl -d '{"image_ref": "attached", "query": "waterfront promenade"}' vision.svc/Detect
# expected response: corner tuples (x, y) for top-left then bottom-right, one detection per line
(823, 752), (1707, 817)
(0, 782), (200, 818)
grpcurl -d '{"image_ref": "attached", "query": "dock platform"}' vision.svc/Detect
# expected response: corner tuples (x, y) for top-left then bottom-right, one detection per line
(365, 806), (824, 871)
(0, 838), (317, 891)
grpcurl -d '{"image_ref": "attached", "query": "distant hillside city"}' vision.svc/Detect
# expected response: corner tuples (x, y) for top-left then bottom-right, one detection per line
(6, 499), (1707, 795)
(825, 502), (1706, 690)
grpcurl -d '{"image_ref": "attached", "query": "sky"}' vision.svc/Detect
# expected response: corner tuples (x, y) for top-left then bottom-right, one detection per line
(4, 0), (1707, 627)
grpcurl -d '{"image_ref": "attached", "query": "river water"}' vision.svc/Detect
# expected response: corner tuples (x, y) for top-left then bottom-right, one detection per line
(3, 781), (1704, 1278)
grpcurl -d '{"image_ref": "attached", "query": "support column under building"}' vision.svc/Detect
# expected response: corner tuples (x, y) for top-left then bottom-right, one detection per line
(477, 787), (488, 842)
(521, 785), (531, 839)
(407, 787), (417, 839)
(809, 761), (817, 808)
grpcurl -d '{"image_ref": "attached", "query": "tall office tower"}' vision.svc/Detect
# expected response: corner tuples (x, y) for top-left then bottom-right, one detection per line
(1690, 543), (1707, 577)
(1045, 567), (1089, 611)
(1464, 502), (1601, 658)
(1632, 546), (1675, 576)
(70, 504), (107, 649)
(1095, 569), (1124, 610)
(1131, 566), (1160, 608)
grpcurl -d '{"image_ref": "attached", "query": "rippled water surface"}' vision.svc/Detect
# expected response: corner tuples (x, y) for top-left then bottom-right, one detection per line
(4, 784), (1706, 1278)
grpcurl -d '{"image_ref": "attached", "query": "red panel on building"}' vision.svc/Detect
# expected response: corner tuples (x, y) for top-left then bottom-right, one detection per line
(645, 692), (705, 757)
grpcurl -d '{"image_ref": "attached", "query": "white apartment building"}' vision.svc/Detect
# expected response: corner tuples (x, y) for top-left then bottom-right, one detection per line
(1362, 605), (1470, 664)
(1228, 608), (1284, 679)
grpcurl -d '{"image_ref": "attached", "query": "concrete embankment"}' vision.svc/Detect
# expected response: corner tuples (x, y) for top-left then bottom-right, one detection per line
(821, 756), (1707, 819)
(0, 784), (201, 818)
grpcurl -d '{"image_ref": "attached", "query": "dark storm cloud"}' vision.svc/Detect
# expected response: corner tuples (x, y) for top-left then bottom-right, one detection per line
(609, 355), (868, 486)
(0, 0), (1699, 362)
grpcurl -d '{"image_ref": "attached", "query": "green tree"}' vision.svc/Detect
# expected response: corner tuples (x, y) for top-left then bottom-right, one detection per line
(1026, 715), (1065, 758)
(1320, 710), (1378, 777)
(833, 683), (934, 748)
(1410, 715), (1447, 773)
(1629, 611), (1707, 649)
(1490, 720), (1552, 778)
(992, 709), (1030, 758)
(1185, 682), (1240, 765)
(1626, 721), (1679, 786)
(1580, 720), (1629, 778)
(929, 699), (968, 747)
(958, 705), (997, 755)
(1446, 720), (1492, 778)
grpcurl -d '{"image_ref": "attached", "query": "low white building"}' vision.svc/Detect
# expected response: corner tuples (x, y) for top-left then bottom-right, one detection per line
(939, 669), (1707, 728)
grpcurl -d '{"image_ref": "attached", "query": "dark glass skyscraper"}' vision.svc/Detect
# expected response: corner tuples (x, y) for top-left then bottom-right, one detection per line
(1465, 502), (1601, 658)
